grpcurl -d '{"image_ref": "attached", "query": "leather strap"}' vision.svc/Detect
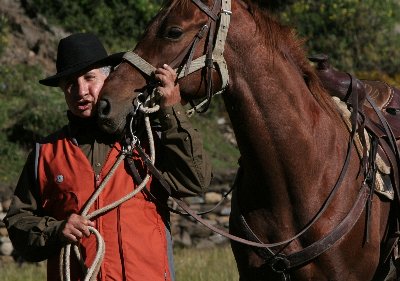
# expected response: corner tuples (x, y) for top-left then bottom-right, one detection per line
(130, 128), (367, 263)
(366, 96), (400, 207)
(192, 0), (219, 20)
(286, 185), (369, 268)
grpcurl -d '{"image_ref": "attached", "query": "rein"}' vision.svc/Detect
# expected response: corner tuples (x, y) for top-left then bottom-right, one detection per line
(122, 0), (231, 115)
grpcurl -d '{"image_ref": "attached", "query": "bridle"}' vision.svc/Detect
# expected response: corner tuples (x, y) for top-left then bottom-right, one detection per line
(122, 0), (232, 115)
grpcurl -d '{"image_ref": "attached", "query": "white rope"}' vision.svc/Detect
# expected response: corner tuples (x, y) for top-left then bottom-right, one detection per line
(61, 103), (159, 281)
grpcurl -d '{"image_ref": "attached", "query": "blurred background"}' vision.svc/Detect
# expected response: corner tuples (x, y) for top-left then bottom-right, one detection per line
(0, 0), (399, 280)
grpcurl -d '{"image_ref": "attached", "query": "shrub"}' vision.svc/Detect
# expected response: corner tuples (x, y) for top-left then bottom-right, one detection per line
(279, 0), (400, 75)
(22, 0), (162, 51)
(0, 64), (67, 184)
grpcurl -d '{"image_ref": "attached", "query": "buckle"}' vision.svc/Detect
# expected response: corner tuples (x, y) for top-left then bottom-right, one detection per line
(221, 9), (232, 15)
(270, 255), (290, 274)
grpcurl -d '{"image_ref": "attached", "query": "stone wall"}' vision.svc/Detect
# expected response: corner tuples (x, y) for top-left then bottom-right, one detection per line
(0, 184), (13, 262)
(170, 169), (236, 249)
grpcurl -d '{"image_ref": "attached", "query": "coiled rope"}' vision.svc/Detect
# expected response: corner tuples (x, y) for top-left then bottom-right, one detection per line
(60, 95), (159, 281)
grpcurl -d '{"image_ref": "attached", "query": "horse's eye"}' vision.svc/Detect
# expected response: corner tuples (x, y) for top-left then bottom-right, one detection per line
(165, 27), (183, 40)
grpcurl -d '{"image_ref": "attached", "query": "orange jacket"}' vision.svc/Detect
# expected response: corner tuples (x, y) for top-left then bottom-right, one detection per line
(37, 135), (173, 281)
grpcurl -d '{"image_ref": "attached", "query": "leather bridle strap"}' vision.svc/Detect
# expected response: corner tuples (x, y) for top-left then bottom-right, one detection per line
(122, 0), (232, 114)
(168, 24), (210, 76)
(123, 52), (156, 77)
(285, 185), (369, 269)
(192, 0), (219, 20)
(192, 0), (221, 113)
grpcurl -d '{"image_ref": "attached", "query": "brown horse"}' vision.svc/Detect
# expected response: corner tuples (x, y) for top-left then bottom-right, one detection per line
(97, 0), (394, 280)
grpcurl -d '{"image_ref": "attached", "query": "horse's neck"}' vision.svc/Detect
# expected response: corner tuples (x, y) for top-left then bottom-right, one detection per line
(223, 50), (348, 198)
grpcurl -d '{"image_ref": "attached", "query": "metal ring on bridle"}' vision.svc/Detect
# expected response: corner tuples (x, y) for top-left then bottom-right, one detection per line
(131, 92), (144, 116)
(270, 255), (290, 274)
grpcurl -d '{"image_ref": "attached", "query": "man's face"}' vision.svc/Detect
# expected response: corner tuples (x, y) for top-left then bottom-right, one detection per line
(60, 68), (108, 118)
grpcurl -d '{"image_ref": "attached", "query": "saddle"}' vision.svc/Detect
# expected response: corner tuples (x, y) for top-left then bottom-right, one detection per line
(310, 55), (400, 173)
(310, 54), (400, 140)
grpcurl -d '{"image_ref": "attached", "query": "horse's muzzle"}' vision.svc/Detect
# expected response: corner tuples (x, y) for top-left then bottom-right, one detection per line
(98, 98), (111, 118)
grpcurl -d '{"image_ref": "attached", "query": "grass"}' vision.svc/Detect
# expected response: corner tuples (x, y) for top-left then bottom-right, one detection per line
(0, 246), (239, 281)
(0, 260), (47, 281)
(174, 246), (239, 281)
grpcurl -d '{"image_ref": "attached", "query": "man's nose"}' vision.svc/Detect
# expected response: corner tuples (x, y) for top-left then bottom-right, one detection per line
(76, 78), (89, 97)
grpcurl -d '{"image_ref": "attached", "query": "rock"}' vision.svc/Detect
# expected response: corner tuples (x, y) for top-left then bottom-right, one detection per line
(220, 206), (231, 216)
(184, 197), (205, 204)
(174, 229), (192, 248)
(0, 237), (13, 256)
(205, 192), (223, 204)
(187, 222), (214, 238)
(0, 227), (8, 237)
(194, 239), (214, 249)
(209, 234), (228, 245)
(0, 255), (14, 264)
(216, 216), (230, 227)
(2, 199), (12, 212)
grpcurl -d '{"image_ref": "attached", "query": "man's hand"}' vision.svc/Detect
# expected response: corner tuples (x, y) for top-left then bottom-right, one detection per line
(154, 64), (181, 108)
(60, 213), (95, 244)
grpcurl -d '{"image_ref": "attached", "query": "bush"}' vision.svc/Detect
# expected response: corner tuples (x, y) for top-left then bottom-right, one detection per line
(279, 0), (400, 75)
(23, 0), (162, 51)
(0, 64), (67, 184)
(0, 14), (9, 56)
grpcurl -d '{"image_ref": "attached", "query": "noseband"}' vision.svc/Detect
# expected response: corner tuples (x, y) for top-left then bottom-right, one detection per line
(122, 0), (232, 114)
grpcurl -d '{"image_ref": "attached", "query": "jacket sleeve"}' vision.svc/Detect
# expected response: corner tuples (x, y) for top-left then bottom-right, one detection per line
(156, 103), (212, 197)
(3, 150), (64, 262)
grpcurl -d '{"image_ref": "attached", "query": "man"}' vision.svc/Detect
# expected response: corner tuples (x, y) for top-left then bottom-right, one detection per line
(4, 33), (212, 281)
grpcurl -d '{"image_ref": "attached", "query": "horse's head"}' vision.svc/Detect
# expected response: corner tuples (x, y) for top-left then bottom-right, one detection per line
(98, 0), (234, 134)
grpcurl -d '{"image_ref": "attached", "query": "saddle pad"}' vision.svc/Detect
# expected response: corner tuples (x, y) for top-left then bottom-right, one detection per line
(333, 97), (393, 200)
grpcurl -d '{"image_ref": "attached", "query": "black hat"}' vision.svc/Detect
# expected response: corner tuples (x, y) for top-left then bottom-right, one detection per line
(39, 33), (124, 87)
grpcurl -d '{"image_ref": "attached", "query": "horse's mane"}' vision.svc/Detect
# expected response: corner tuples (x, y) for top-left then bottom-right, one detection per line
(162, 0), (191, 10)
(243, 1), (337, 115)
(159, 0), (337, 115)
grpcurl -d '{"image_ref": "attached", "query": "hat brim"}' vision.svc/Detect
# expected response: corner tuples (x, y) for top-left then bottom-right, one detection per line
(39, 52), (125, 87)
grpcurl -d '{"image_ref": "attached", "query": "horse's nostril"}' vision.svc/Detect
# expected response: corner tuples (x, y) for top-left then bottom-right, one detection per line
(98, 99), (111, 117)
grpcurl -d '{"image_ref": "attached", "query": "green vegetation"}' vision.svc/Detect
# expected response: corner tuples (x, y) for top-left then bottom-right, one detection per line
(175, 246), (239, 280)
(0, 15), (9, 56)
(0, 261), (46, 281)
(190, 96), (240, 173)
(0, 64), (67, 183)
(279, 0), (400, 75)
(0, 246), (238, 281)
(23, 0), (162, 51)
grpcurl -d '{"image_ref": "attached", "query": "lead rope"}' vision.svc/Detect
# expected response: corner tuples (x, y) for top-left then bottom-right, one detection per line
(60, 95), (159, 281)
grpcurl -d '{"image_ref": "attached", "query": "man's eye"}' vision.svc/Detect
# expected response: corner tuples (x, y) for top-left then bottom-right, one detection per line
(85, 75), (96, 80)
